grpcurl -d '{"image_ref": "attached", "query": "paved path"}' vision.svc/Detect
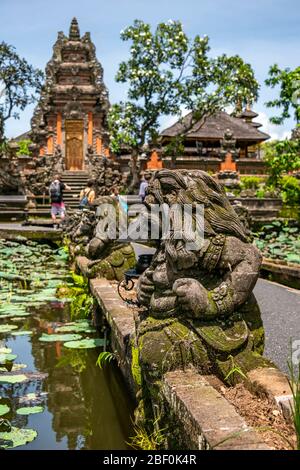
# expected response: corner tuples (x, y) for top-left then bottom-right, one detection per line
(254, 278), (300, 374)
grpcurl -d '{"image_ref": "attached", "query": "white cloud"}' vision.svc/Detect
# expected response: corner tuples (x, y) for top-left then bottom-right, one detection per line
(256, 111), (291, 141)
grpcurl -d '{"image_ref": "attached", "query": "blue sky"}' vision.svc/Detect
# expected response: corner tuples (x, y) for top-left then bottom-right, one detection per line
(1, 0), (299, 139)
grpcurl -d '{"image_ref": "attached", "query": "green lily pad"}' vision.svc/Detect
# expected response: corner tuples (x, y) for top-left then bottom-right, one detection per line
(63, 338), (105, 349)
(16, 406), (44, 416)
(0, 324), (18, 334)
(0, 374), (27, 384)
(11, 331), (33, 336)
(38, 333), (82, 343)
(286, 254), (300, 264)
(56, 324), (96, 333)
(0, 363), (27, 372)
(0, 426), (37, 449)
(0, 353), (17, 362)
(0, 347), (12, 354)
(0, 404), (10, 416)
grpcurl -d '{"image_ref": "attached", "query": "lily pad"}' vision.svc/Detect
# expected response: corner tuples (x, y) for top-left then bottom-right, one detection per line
(63, 338), (105, 349)
(38, 333), (82, 343)
(0, 363), (27, 372)
(0, 324), (18, 334)
(11, 331), (33, 336)
(56, 324), (96, 334)
(0, 347), (12, 354)
(16, 406), (44, 416)
(0, 353), (17, 362)
(0, 374), (27, 384)
(0, 404), (10, 416)
(0, 426), (37, 449)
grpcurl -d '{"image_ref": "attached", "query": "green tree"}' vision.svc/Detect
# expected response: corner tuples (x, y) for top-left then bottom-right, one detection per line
(265, 64), (300, 125)
(262, 139), (300, 186)
(0, 42), (43, 150)
(109, 19), (259, 187)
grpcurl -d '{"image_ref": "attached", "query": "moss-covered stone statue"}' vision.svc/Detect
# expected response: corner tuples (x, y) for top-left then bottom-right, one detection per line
(64, 196), (136, 281)
(135, 169), (273, 397)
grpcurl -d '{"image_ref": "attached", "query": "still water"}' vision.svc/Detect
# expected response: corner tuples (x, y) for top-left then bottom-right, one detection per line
(0, 239), (134, 450)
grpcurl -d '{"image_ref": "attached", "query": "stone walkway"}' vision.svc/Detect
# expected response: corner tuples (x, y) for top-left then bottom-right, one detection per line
(254, 278), (300, 374)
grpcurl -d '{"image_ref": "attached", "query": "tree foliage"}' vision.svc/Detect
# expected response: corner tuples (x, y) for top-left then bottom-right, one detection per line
(16, 139), (32, 157)
(109, 19), (259, 183)
(262, 139), (300, 186)
(0, 41), (43, 143)
(265, 64), (300, 125)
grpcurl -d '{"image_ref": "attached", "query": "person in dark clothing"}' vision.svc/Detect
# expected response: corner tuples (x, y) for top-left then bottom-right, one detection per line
(49, 174), (71, 224)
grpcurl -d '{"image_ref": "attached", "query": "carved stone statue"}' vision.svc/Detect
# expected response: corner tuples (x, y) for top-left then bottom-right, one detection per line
(219, 128), (239, 160)
(0, 157), (24, 194)
(63, 197), (136, 280)
(53, 145), (65, 173)
(134, 170), (272, 398)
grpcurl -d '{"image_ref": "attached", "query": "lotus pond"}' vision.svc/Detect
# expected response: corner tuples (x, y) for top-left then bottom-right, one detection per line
(0, 238), (134, 450)
(253, 220), (300, 264)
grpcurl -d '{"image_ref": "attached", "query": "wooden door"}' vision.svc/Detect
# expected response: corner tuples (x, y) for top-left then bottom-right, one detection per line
(65, 120), (84, 170)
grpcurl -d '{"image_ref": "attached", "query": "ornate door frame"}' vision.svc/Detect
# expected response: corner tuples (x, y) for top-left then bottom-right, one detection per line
(65, 120), (84, 171)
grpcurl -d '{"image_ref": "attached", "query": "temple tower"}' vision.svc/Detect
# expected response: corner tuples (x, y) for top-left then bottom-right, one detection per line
(31, 18), (110, 172)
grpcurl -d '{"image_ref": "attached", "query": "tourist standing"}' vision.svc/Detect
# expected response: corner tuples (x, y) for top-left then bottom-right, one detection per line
(49, 175), (71, 225)
(139, 173), (151, 202)
(79, 180), (96, 209)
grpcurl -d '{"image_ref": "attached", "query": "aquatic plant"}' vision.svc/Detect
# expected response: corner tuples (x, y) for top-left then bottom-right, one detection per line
(96, 351), (116, 369)
(127, 418), (167, 450)
(63, 338), (105, 349)
(57, 273), (94, 320)
(38, 333), (82, 343)
(253, 220), (300, 264)
(0, 404), (10, 417)
(0, 426), (37, 449)
(288, 355), (300, 450)
(16, 406), (44, 416)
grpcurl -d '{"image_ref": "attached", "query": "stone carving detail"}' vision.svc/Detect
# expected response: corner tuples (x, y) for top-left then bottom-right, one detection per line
(30, 17), (110, 168)
(219, 128), (239, 160)
(63, 198), (136, 281)
(134, 169), (272, 424)
(0, 157), (24, 194)
(86, 153), (126, 196)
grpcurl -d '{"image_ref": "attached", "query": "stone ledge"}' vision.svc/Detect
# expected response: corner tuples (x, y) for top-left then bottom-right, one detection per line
(89, 277), (136, 395)
(247, 367), (294, 423)
(262, 258), (300, 279)
(162, 369), (270, 450)
(75, 258), (277, 449)
(76, 256), (90, 277)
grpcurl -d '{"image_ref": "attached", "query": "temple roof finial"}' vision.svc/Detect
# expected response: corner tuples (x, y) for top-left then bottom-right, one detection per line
(69, 17), (80, 40)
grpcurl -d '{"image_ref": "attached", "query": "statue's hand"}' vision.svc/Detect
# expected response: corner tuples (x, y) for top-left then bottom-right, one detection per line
(173, 278), (209, 317)
(137, 270), (155, 305)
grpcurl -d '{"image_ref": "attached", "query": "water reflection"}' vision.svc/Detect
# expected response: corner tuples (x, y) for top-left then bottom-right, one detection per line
(0, 241), (134, 450)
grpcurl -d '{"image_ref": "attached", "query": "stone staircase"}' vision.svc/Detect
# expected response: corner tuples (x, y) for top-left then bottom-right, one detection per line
(60, 171), (89, 209)
(28, 171), (89, 218)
